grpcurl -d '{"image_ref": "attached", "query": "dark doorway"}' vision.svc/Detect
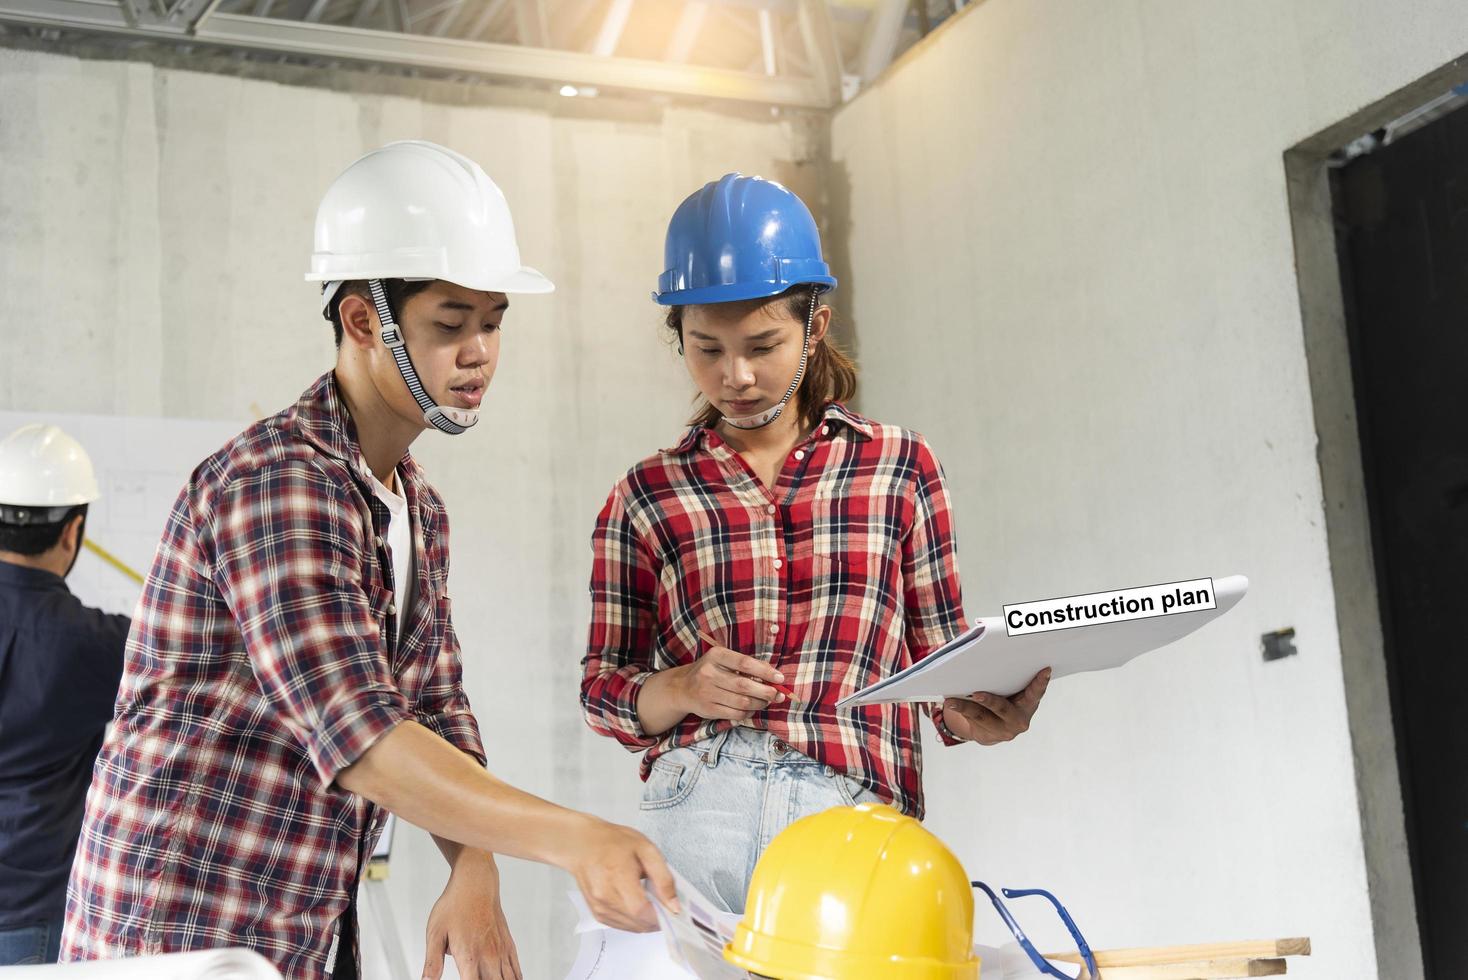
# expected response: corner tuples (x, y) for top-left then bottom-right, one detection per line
(1332, 99), (1468, 979)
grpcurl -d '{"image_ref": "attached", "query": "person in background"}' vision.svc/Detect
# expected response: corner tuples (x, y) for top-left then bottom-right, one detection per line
(0, 424), (129, 966)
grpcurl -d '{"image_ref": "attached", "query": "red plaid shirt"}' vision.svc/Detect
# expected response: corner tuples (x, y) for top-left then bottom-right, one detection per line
(61, 373), (485, 979)
(582, 403), (966, 819)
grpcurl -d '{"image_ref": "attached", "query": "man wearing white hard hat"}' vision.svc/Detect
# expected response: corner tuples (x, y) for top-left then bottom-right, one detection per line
(60, 142), (674, 980)
(0, 424), (130, 966)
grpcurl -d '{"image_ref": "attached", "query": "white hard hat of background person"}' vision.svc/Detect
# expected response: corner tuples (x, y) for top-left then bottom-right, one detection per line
(0, 423), (101, 577)
(304, 140), (555, 436)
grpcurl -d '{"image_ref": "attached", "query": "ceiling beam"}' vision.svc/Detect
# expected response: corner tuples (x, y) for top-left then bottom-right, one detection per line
(589, 0), (630, 56)
(118, 0), (220, 29)
(186, 0), (223, 29)
(410, 0), (461, 25)
(755, 6), (774, 75)
(662, 0), (704, 63)
(793, 0), (839, 104)
(350, 0), (381, 27)
(426, 0), (464, 35)
(710, 2), (756, 41)
(855, 0), (905, 82)
(461, 0), (506, 38)
(511, 0), (544, 45)
(0, 0), (835, 106)
(775, 13), (809, 74)
(702, 0), (864, 24)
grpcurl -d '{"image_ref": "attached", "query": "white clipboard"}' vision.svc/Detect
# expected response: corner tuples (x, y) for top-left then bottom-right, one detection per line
(838, 575), (1248, 706)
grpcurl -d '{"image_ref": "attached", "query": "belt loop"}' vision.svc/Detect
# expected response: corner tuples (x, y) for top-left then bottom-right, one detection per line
(701, 728), (732, 768)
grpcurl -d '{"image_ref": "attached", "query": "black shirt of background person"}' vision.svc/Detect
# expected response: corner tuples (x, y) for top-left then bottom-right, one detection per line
(0, 560), (129, 929)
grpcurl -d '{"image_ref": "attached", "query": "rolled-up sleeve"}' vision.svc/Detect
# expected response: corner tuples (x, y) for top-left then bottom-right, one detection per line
(417, 598), (487, 767)
(581, 486), (659, 750)
(206, 460), (411, 786)
(902, 437), (969, 747)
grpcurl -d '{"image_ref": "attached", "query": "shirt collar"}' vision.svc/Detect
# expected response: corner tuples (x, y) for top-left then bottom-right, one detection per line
(662, 402), (874, 457)
(291, 371), (430, 504)
(362, 457), (407, 513)
(820, 402), (875, 440)
(0, 558), (68, 592)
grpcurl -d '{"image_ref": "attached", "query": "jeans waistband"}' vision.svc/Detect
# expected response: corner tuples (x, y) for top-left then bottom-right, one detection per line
(692, 725), (824, 768)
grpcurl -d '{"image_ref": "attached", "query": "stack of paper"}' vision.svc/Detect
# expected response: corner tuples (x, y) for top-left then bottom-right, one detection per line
(648, 872), (747, 979)
(975, 943), (1082, 979)
(563, 892), (698, 980)
(6, 950), (283, 979)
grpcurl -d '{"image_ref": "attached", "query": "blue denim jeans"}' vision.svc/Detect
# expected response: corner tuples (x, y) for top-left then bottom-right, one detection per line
(638, 726), (881, 915)
(0, 918), (62, 966)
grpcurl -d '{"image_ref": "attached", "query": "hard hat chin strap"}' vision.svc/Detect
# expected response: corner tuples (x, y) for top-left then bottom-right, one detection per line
(367, 279), (479, 435)
(721, 290), (817, 431)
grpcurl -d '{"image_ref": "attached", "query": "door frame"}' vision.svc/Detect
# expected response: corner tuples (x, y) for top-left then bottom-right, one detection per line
(1283, 53), (1468, 980)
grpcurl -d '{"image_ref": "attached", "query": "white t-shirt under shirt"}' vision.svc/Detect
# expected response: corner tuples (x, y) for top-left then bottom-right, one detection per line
(364, 460), (412, 644)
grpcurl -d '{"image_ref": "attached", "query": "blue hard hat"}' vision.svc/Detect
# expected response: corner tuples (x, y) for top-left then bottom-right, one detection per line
(654, 173), (838, 306)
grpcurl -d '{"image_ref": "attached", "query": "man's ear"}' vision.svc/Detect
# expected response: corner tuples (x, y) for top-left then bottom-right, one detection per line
(65, 512), (85, 553)
(338, 293), (379, 350)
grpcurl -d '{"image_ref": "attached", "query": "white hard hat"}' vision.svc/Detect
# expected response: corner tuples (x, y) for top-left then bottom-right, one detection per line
(305, 140), (554, 297)
(0, 423), (101, 511)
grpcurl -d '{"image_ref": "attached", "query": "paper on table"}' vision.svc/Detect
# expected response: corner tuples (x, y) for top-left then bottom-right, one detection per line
(646, 870), (748, 979)
(562, 891), (700, 980)
(560, 889), (1072, 980)
(838, 575), (1248, 707)
(974, 944), (1082, 979)
(4, 949), (283, 979)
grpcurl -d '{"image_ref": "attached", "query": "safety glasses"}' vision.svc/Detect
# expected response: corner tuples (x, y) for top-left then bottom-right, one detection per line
(971, 881), (1097, 979)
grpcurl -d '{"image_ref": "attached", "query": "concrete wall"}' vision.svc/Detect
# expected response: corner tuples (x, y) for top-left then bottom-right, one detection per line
(0, 44), (817, 977)
(829, 2), (1468, 977)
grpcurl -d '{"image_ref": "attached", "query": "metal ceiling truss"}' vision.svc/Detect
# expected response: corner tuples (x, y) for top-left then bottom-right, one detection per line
(0, 0), (958, 106)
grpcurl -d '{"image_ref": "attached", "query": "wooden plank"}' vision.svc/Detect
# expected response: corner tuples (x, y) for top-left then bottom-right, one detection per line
(1074, 958), (1287, 979)
(1047, 938), (1312, 968)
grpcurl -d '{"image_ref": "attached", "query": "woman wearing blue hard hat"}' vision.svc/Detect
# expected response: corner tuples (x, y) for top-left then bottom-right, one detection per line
(580, 173), (1051, 913)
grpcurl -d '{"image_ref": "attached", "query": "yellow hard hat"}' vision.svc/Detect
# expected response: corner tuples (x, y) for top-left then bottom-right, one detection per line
(724, 803), (979, 980)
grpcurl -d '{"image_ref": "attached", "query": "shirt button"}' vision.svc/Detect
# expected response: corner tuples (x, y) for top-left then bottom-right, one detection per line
(768, 624), (779, 635)
(766, 504), (776, 515)
(375, 536), (384, 549)
(387, 603), (397, 616)
(794, 450), (805, 461)
(773, 558), (783, 570)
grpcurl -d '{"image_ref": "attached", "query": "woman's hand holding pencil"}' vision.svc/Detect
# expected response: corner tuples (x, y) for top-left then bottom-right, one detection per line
(630, 628), (795, 735)
(656, 629), (791, 721)
(696, 630), (797, 700)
